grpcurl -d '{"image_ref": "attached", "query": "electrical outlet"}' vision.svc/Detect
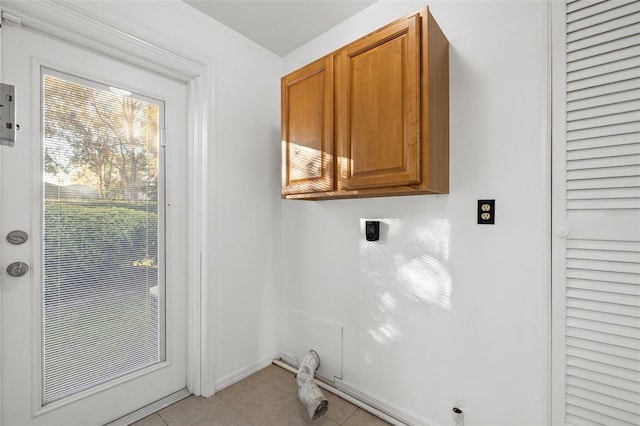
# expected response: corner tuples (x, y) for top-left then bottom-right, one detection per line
(477, 200), (495, 224)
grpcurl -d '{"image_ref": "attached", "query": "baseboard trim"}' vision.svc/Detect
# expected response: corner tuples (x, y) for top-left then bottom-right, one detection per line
(214, 354), (279, 392)
(105, 388), (190, 426)
(279, 351), (299, 368)
(273, 359), (420, 426)
(334, 378), (434, 426)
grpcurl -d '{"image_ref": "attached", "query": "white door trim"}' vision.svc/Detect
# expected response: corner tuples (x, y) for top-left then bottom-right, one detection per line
(539, 1), (553, 424)
(550, 2), (568, 423)
(0, 12), (3, 425)
(0, 0), (214, 413)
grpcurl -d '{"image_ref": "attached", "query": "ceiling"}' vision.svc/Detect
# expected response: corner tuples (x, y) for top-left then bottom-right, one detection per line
(184, 1), (376, 56)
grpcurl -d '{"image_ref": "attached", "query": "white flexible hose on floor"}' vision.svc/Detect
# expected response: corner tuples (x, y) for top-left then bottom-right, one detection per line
(297, 350), (329, 420)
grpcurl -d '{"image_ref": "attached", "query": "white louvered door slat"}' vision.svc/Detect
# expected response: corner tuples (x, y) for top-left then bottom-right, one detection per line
(553, 1), (640, 425)
(568, 101), (640, 123)
(568, 70), (640, 94)
(568, 247), (640, 262)
(569, 55), (640, 83)
(568, 386), (639, 419)
(567, 0), (607, 13)
(566, 0), (637, 21)
(568, 258), (640, 274)
(568, 21), (640, 52)
(567, 38), (640, 67)
(567, 164), (640, 180)
(567, 188), (640, 202)
(567, 1), (640, 32)
(567, 110), (640, 130)
(568, 144), (640, 161)
(567, 177), (640, 191)
(568, 336), (640, 360)
(568, 239), (640, 251)
(567, 133), (640, 150)
(567, 78), (640, 100)
(567, 123), (640, 141)
(568, 90), (640, 113)
(567, 375), (640, 403)
(567, 11), (640, 42)
(567, 32), (640, 60)
(567, 153), (640, 169)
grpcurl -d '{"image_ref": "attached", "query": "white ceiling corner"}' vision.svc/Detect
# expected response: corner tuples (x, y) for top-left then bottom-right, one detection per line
(183, 1), (376, 56)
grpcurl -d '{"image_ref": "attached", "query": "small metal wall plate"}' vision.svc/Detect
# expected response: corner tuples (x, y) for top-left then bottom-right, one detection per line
(0, 83), (16, 147)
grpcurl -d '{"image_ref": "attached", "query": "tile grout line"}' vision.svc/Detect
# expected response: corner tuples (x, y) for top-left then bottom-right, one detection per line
(219, 392), (258, 426)
(273, 361), (398, 425)
(154, 411), (169, 426)
(222, 374), (296, 426)
(134, 365), (390, 426)
(341, 408), (356, 425)
(260, 367), (306, 426)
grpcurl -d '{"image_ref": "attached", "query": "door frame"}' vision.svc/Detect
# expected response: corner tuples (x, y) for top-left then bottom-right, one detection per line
(550, 1), (568, 424)
(0, 0), (214, 418)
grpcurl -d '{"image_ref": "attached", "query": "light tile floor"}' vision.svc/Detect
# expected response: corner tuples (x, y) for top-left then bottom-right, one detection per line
(132, 364), (391, 426)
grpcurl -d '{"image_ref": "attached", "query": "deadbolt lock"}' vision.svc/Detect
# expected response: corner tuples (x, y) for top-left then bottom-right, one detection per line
(6, 230), (28, 245)
(6, 262), (29, 277)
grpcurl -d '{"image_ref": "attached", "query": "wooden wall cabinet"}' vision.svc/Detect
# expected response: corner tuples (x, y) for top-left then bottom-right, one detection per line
(281, 6), (449, 200)
(281, 56), (333, 195)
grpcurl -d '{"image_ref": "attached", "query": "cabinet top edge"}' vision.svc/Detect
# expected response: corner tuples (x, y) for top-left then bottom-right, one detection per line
(281, 5), (437, 79)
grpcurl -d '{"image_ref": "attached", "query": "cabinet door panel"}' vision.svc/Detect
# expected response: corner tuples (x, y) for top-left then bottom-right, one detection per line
(282, 56), (333, 195)
(337, 14), (420, 190)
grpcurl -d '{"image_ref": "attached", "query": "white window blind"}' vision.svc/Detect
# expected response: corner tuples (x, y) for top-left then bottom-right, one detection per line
(41, 70), (165, 404)
(561, 1), (640, 425)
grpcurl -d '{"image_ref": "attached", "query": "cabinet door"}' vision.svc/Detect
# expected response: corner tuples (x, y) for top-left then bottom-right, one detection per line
(336, 13), (421, 190)
(281, 56), (334, 195)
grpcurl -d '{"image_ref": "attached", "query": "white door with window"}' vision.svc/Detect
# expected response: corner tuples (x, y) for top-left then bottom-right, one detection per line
(1, 22), (188, 425)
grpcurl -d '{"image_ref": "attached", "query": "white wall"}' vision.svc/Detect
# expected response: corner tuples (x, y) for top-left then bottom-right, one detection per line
(59, 1), (550, 423)
(280, 2), (549, 425)
(96, 0), (284, 390)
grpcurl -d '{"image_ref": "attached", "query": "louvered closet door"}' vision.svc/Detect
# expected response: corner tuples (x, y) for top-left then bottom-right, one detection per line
(552, 1), (640, 425)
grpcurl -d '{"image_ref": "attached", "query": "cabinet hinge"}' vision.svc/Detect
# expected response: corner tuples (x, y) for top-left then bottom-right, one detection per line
(1, 12), (23, 26)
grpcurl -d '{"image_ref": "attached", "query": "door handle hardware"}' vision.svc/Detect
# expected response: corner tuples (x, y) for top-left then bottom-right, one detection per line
(6, 230), (28, 245)
(6, 262), (28, 277)
(554, 225), (569, 238)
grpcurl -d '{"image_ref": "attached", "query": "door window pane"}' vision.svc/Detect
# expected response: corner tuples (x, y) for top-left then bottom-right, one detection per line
(41, 70), (165, 404)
